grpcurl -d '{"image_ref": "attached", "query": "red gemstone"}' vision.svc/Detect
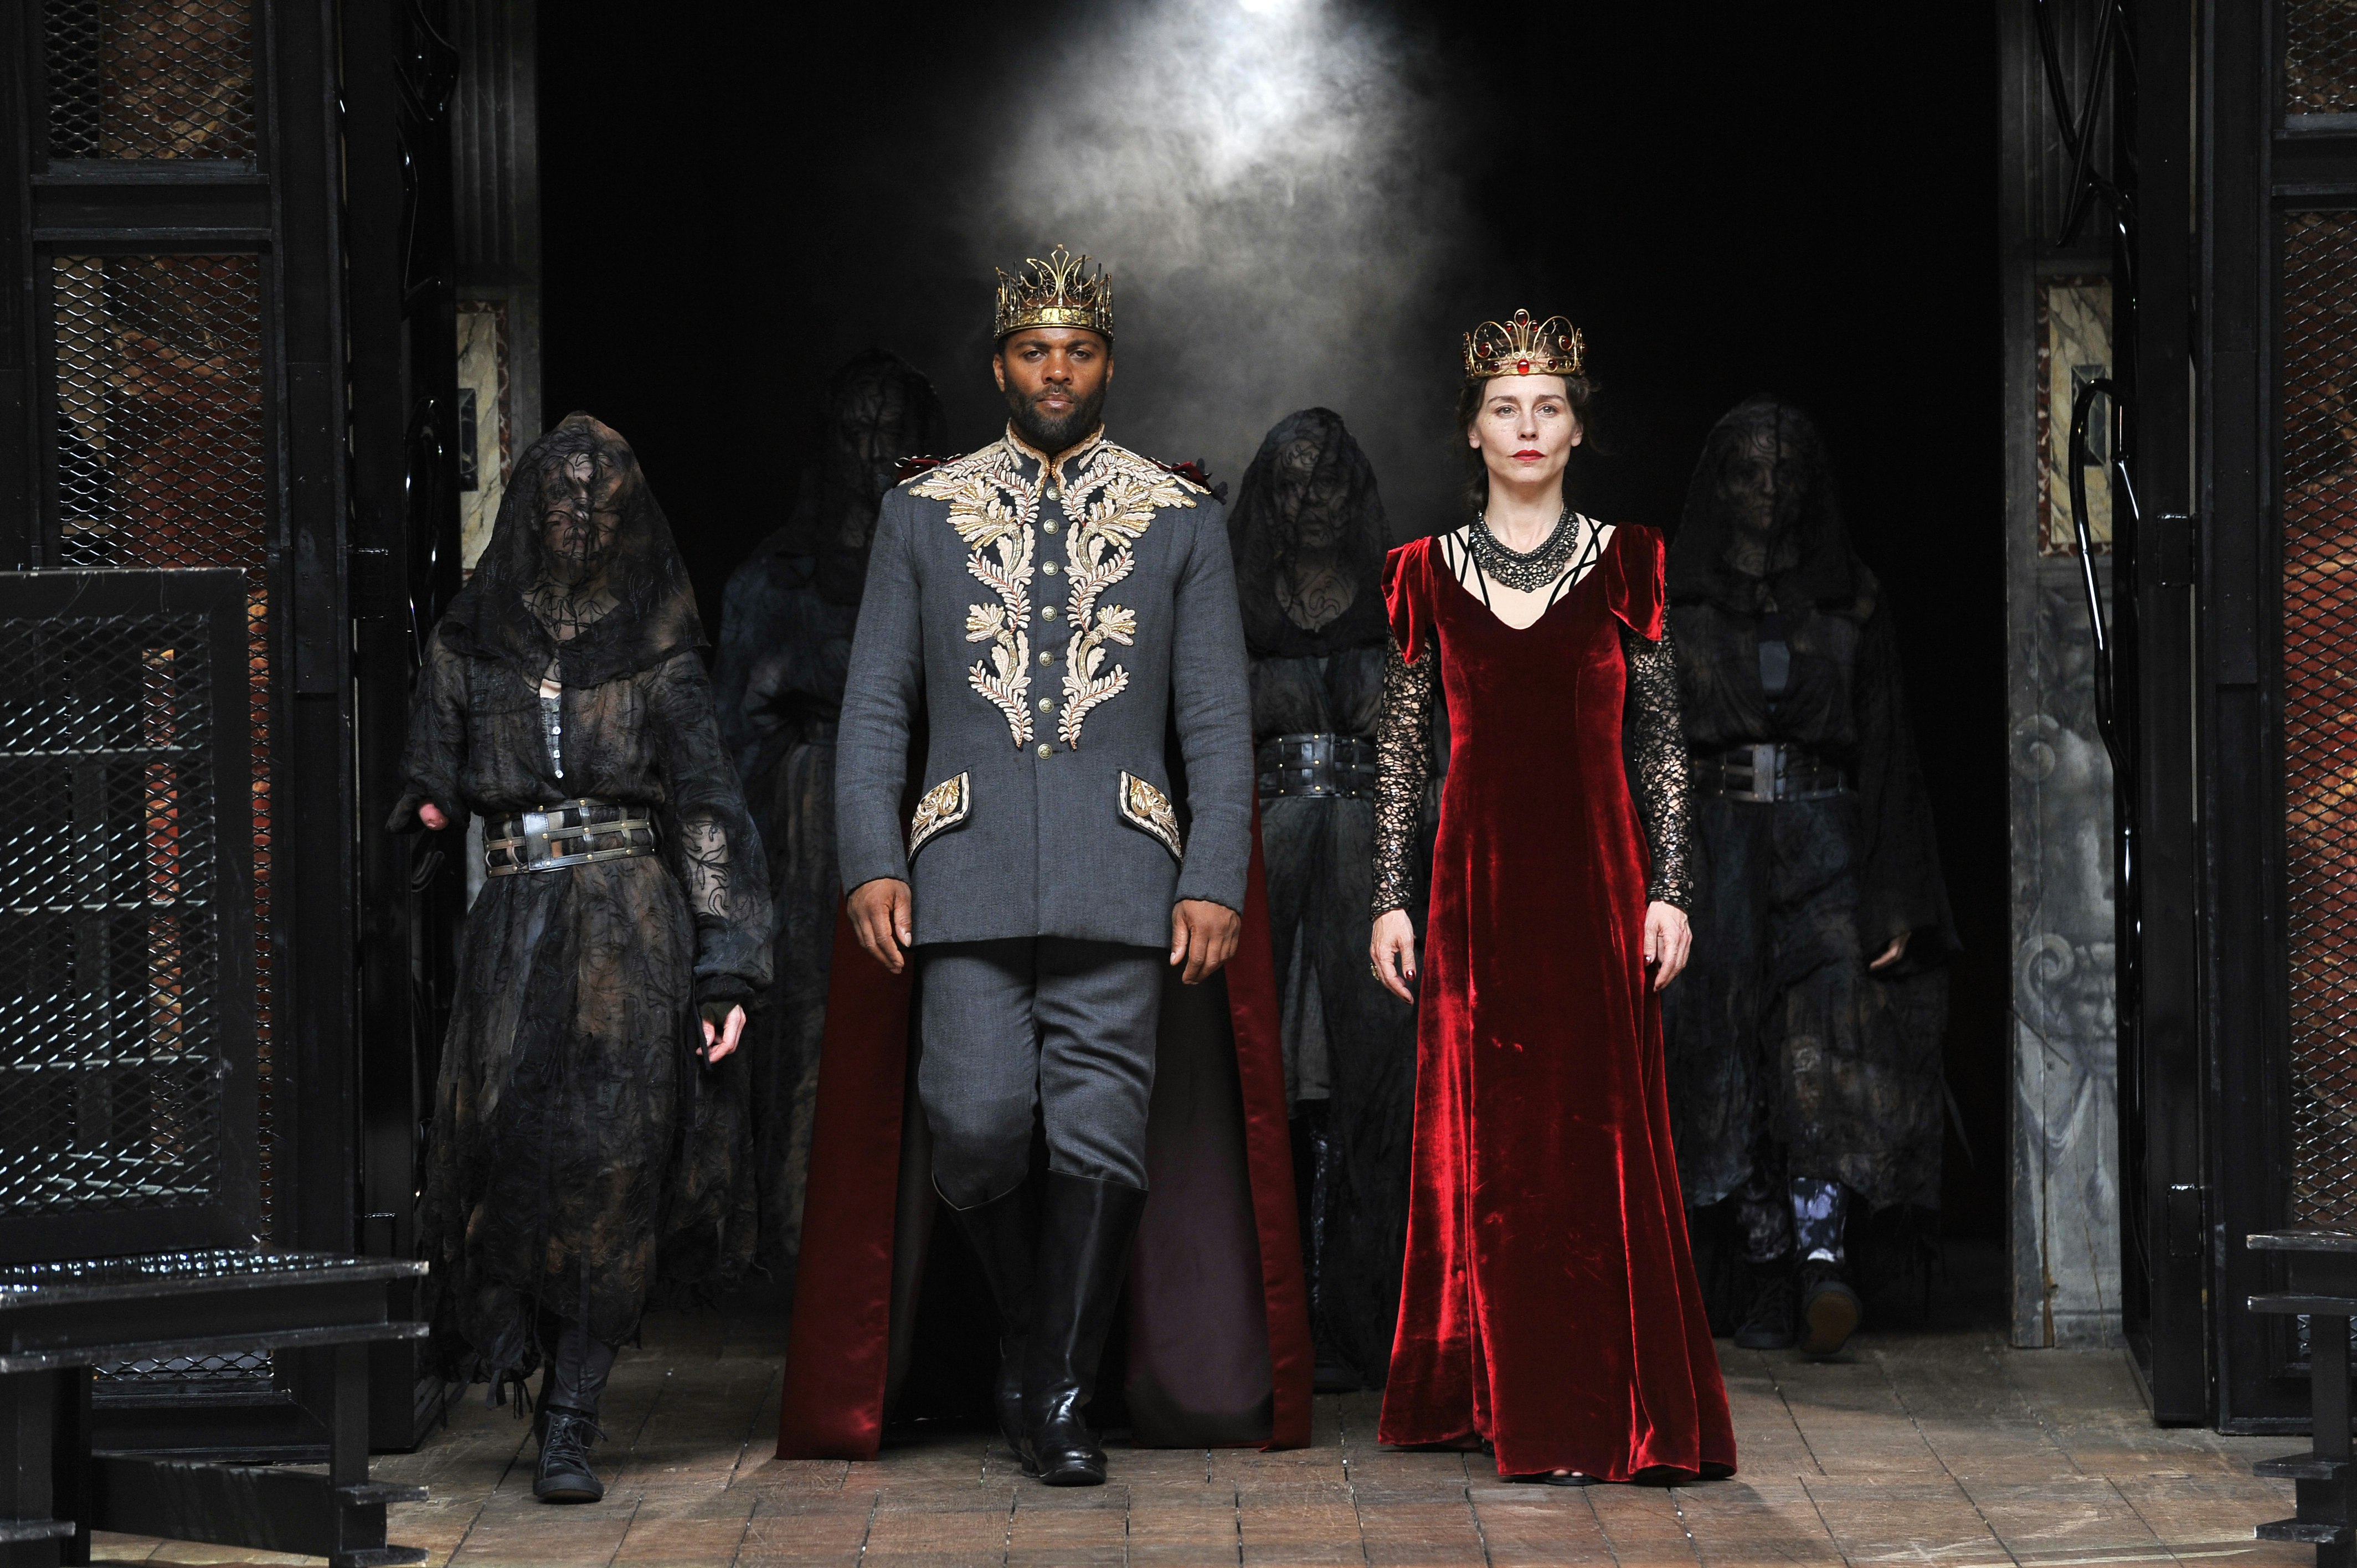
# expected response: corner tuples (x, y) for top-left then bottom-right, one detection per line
(1516, 359), (1531, 374)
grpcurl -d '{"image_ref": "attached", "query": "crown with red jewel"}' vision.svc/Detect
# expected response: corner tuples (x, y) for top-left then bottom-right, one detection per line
(1462, 308), (1585, 384)
(995, 243), (1115, 342)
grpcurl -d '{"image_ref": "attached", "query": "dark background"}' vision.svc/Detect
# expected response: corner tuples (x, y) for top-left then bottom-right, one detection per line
(540, 3), (2007, 1238)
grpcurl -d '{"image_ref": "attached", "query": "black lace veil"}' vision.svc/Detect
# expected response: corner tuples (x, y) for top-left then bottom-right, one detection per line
(443, 412), (704, 688)
(1668, 395), (1856, 613)
(1226, 408), (1392, 659)
(806, 350), (950, 605)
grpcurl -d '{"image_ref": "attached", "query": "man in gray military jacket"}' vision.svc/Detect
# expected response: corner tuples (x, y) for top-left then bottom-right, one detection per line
(833, 245), (1253, 1487)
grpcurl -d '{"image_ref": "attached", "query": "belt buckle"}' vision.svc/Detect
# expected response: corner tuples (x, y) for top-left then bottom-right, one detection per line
(519, 808), (555, 865)
(1753, 743), (1782, 802)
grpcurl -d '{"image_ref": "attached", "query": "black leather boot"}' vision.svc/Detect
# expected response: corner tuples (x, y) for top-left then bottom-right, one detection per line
(534, 1317), (616, 1503)
(1799, 1261), (1862, 1359)
(1024, 1170), (1146, 1487)
(943, 1178), (1034, 1464)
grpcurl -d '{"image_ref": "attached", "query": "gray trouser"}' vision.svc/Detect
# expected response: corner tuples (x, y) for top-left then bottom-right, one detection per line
(915, 937), (1164, 1208)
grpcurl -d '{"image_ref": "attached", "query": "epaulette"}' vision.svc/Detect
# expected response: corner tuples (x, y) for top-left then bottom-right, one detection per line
(1157, 458), (1227, 503)
(894, 454), (951, 486)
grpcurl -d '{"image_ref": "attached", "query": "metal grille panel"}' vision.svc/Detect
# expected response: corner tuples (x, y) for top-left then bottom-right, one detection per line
(42, 0), (256, 161)
(2284, 212), (2357, 1226)
(50, 255), (274, 1232)
(0, 616), (221, 1215)
(2289, 0), (2357, 116)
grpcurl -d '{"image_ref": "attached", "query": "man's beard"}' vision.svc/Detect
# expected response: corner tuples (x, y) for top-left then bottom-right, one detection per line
(1005, 381), (1107, 455)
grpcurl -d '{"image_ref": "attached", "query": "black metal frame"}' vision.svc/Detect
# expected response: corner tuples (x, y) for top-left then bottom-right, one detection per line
(0, 570), (257, 1266)
(0, 0), (460, 1453)
(2116, 0), (2357, 1432)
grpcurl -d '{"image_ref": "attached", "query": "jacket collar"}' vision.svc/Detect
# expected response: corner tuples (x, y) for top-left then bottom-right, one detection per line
(1002, 422), (1107, 488)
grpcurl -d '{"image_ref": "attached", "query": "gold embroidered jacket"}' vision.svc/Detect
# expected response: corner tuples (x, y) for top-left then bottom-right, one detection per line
(834, 426), (1254, 947)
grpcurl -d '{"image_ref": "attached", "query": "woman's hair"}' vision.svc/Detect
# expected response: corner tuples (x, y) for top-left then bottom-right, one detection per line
(1453, 371), (1598, 518)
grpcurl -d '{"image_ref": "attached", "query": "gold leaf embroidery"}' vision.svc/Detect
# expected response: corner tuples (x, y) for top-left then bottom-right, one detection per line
(908, 772), (970, 857)
(1056, 444), (1200, 749)
(1117, 771), (1184, 862)
(912, 440), (1047, 747)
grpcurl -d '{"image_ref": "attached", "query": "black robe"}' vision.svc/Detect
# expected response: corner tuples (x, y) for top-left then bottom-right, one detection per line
(395, 415), (773, 1383)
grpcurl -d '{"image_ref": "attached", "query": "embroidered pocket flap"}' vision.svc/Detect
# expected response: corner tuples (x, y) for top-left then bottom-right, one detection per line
(909, 773), (971, 858)
(1117, 771), (1184, 862)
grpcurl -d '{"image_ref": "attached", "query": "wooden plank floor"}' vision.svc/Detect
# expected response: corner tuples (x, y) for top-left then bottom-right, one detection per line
(91, 1255), (2320, 1568)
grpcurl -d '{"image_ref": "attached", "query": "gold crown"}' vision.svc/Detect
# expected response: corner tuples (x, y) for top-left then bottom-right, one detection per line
(1463, 308), (1584, 383)
(995, 244), (1114, 341)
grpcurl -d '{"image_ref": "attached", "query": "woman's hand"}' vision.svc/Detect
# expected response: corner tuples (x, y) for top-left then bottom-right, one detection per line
(1370, 909), (1418, 1003)
(700, 1004), (747, 1062)
(417, 802), (449, 831)
(1644, 901), (1692, 991)
(1869, 930), (1912, 971)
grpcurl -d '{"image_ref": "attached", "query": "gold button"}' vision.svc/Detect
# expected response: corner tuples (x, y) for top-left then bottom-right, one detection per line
(1042, 605), (1057, 620)
(1037, 743), (1053, 758)
(1043, 520), (1060, 534)
(1042, 561), (1059, 576)
(1038, 698), (1054, 713)
(1039, 652), (1055, 666)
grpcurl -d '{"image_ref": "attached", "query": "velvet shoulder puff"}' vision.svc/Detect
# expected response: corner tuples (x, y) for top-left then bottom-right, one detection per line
(1382, 535), (1440, 666)
(1603, 522), (1668, 642)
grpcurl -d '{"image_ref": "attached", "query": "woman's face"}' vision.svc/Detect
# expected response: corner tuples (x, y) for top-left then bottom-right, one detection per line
(1468, 376), (1583, 493)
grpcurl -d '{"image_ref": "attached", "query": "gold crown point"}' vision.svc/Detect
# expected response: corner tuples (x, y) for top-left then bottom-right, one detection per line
(995, 243), (1115, 342)
(1463, 307), (1585, 384)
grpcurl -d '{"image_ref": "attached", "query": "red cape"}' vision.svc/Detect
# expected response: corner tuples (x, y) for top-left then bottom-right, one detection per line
(777, 807), (1313, 1458)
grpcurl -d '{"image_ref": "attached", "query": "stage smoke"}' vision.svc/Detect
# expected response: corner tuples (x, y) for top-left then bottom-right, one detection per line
(963, 0), (1470, 533)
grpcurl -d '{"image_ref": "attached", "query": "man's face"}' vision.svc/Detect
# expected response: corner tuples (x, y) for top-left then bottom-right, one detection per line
(992, 327), (1112, 454)
(1277, 437), (1350, 551)
(540, 448), (623, 586)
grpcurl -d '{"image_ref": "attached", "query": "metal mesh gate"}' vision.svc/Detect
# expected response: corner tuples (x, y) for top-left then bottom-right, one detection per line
(46, 253), (273, 1244)
(39, 0), (256, 162)
(0, 616), (223, 1216)
(2283, 210), (2357, 1227)
(2289, 0), (2357, 116)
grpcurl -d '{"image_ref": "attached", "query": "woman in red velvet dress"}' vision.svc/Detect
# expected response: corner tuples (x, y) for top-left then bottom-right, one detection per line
(1367, 311), (1735, 1484)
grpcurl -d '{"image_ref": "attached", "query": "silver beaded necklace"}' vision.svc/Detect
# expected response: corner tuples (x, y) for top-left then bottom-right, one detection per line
(1468, 508), (1591, 593)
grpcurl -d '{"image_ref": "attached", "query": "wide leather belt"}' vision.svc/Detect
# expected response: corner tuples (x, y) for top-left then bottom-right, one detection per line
(485, 798), (656, 876)
(1257, 733), (1380, 800)
(1702, 743), (1850, 803)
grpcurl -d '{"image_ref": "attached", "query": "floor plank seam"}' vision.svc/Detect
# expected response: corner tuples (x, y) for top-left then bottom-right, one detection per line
(1582, 1477), (1626, 1568)
(1870, 1348), (2030, 1568)
(1664, 1487), (1708, 1568)
(1447, 1449), (1497, 1568)
(1760, 1354), (1831, 1477)
(1795, 1472), (1855, 1566)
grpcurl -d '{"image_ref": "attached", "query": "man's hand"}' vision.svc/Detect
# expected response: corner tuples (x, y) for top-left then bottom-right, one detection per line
(1169, 899), (1242, 984)
(848, 878), (913, 974)
(417, 802), (449, 831)
(1370, 909), (1417, 1003)
(699, 1004), (747, 1062)
(1644, 901), (1693, 992)
(1869, 930), (1912, 972)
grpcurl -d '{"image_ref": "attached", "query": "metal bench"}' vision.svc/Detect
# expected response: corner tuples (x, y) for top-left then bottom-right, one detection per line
(2248, 1230), (2357, 1567)
(0, 1249), (428, 1568)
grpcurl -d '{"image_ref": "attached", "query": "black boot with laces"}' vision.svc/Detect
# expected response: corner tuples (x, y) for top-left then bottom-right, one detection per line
(536, 1405), (605, 1503)
(1733, 1258), (1798, 1350)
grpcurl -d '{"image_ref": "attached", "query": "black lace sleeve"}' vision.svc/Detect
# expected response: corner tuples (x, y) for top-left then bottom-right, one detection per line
(1372, 634), (1435, 918)
(1622, 620), (1694, 909)
(647, 650), (776, 1005)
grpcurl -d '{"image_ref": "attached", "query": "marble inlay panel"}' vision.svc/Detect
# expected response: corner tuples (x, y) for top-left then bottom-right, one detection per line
(2037, 277), (2113, 556)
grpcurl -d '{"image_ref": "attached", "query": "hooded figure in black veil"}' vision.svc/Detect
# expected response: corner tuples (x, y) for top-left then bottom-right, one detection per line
(1229, 408), (1418, 1391)
(711, 351), (948, 1288)
(394, 412), (774, 1503)
(1661, 395), (1954, 1360)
